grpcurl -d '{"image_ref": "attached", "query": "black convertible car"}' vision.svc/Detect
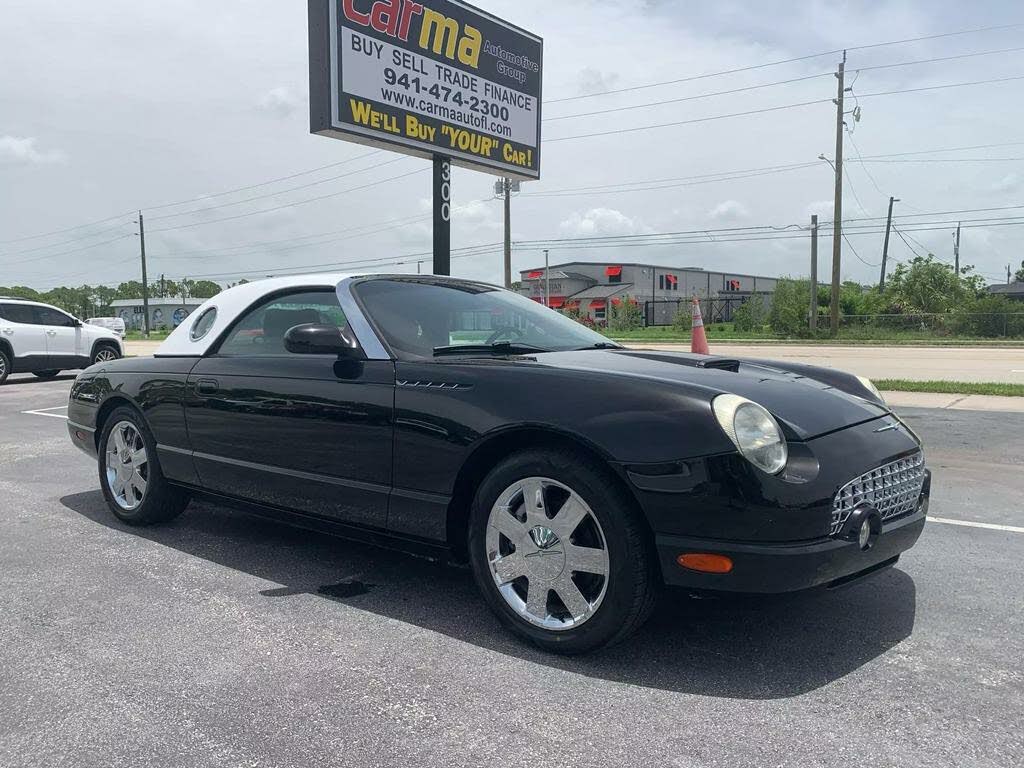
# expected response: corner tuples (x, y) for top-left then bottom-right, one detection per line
(67, 274), (929, 653)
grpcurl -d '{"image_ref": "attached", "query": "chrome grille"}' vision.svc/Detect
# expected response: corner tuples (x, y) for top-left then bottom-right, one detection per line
(831, 451), (926, 536)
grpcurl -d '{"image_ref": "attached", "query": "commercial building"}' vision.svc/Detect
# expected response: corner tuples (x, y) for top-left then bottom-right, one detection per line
(987, 281), (1024, 301)
(518, 261), (778, 324)
(110, 298), (206, 331)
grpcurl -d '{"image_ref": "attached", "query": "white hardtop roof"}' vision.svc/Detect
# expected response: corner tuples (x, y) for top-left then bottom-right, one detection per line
(154, 272), (360, 357)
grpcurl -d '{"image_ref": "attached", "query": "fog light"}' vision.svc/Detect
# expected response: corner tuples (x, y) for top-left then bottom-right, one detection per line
(677, 553), (733, 574)
(858, 520), (872, 550)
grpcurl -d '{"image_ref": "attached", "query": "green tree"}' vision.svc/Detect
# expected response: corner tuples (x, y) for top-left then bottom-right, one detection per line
(0, 286), (42, 301)
(732, 294), (767, 332)
(607, 298), (643, 332)
(768, 278), (812, 336)
(190, 280), (222, 299)
(1014, 260), (1024, 283)
(115, 281), (145, 299)
(885, 255), (978, 314)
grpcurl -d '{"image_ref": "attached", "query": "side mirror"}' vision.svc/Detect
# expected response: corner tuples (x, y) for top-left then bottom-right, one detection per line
(284, 323), (364, 358)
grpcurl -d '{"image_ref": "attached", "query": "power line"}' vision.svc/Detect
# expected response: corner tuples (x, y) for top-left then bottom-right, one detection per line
(544, 72), (831, 122)
(148, 197), (496, 262)
(145, 156), (407, 222)
(856, 73), (1024, 100)
(0, 151), (383, 247)
(843, 232), (880, 267)
(521, 163), (821, 197)
(854, 45), (1024, 73)
(546, 22), (1024, 104)
(142, 151), (383, 213)
(547, 97), (832, 142)
(146, 168), (426, 233)
(158, 241), (505, 281)
(5, 233), (136, 267)
(547, 74), (1024, 143)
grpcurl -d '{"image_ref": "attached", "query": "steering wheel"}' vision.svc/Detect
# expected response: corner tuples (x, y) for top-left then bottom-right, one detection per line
(485, 326), (525, 344)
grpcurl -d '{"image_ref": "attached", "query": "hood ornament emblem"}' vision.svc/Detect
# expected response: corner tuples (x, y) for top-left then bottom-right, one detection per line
(874, 421), (899, 433)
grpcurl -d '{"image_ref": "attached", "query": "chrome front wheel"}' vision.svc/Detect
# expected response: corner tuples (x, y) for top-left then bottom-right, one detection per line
(486, 476), (610, 631)
(104, 421), (149, 510)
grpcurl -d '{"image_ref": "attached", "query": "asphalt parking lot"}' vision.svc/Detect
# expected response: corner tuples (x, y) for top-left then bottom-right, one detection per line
(1, 373), (1022, 767)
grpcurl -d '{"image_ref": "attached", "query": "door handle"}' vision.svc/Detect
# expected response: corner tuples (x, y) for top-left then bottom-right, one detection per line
(46, 330), (57, 336)
(195, 379), (219, 395)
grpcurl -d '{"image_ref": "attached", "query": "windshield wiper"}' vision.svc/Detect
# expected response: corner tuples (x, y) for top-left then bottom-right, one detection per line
(433, 341), (550, 357)
(572, 341), (623, 350)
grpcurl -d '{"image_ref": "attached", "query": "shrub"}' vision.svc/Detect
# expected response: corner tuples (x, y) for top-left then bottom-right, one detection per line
(607, 298), (643, 332)
(732, 295), (768, 332)
(952, 294), (1024, 337)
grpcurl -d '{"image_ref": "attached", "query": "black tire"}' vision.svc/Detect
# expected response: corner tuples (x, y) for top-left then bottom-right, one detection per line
(0, 349), (10, 384)
(91, 343), (121, 365)
(468, 448), (659, 654)
(33, 370), (61, 379)
(97, 406), (189, 525)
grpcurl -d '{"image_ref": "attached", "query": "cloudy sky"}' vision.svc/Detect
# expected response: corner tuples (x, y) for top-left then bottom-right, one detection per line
(2, 0), (1021, 290)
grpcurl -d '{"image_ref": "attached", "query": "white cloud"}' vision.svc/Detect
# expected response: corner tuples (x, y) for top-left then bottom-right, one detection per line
(559, 207), (648, 237)
(575, 67), (619, 96)
(806, 200), (834, 219)
(256, 86), (301, 118)
(991, 174), (1020, 194)
(0, 135), (66, 165)
(707, 199), (750, 221)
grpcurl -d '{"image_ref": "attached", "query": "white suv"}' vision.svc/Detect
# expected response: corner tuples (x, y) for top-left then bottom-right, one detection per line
(0, 298), (123, 384)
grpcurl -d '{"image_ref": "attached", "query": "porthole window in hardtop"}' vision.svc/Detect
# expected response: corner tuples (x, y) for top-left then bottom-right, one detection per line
(190, 307), (218, 341)
(217, 290), (349, 356)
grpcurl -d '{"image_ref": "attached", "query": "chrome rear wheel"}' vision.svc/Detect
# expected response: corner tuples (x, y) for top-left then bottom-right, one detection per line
(486, 476), (610, 631)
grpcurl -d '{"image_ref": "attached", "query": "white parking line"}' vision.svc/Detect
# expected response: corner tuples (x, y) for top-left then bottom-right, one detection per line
(929, 516), (1024, 534)
(22, 406), (69, 420)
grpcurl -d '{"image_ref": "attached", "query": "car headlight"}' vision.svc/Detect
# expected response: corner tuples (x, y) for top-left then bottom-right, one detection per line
(712, 394), (788, 475)
(856, 375), (885, 403)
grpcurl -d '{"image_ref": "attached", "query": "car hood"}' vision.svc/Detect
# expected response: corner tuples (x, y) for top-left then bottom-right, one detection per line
(531, 349), (890, 440)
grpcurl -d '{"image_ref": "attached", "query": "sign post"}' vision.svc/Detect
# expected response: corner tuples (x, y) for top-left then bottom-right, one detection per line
(309, 0), (542, 276)
(433, 156), (451, 274)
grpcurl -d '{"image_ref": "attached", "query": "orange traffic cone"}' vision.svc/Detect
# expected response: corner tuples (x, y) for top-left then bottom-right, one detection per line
(691, 296), (709, 355)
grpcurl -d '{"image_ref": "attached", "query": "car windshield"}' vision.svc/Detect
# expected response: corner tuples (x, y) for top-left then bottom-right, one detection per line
(354, 278), (617, 359)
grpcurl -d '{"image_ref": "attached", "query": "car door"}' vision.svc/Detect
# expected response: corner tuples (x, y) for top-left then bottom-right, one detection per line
(33, 306), (85, 369)
(0, 303), (48, 368)
(183, 289), (395, 530)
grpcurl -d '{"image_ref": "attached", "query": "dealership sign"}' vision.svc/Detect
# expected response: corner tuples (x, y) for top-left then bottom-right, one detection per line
(309, 0), (543, 179)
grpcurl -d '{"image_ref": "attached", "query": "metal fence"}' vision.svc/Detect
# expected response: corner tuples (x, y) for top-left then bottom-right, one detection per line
(835, 312), (1024, 338)
(644, 294), (772, 327)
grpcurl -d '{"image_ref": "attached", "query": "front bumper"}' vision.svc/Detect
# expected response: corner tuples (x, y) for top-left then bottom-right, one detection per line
(67, 419), (98, 458)
(656, 483), (928, 593)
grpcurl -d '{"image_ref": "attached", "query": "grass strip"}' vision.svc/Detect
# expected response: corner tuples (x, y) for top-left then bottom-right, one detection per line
(876, 380), (1024, 397)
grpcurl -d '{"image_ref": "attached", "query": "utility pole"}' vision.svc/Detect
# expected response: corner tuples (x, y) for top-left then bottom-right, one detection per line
(809, 214), (819, 333)
(1008, 264), (1013, 285)
(137, 211), (151, 338)
(829, 52), (847, 337)
(503, 178), (512, 289)
(954, 222), (961, 278)
(544, 249), (550, 307)
(879, 196), (898, 290)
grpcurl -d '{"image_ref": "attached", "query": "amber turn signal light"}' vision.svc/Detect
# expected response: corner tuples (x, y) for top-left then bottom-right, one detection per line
(677, 553), (734, 574)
